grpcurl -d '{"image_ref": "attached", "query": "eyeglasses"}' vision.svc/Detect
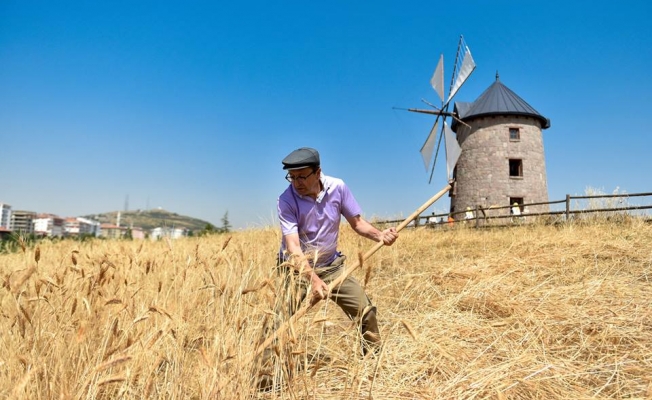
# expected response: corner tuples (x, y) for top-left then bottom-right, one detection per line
(285, 170), (316, 183)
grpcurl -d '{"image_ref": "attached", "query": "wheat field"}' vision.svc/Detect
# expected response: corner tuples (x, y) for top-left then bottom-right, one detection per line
(1, 218), (651, 399)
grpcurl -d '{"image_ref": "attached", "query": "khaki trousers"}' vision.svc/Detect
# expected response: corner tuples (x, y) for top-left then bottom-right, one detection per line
(256, 256), (380, 391)
(282, 256), (380, 347)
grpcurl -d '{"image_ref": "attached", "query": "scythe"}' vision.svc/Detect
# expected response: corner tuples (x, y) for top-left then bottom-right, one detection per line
(213, 183), (452, 394)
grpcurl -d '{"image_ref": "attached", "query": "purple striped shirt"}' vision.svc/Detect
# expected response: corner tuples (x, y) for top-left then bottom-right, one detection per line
(278, 174), (362, 267)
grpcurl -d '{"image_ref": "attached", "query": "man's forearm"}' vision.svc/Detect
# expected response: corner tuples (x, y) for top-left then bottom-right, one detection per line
(352, 220), (383, 242)
(348, 217), (398, 246)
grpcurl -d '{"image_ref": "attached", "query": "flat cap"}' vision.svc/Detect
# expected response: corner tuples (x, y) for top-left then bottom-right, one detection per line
(282, 147), (320, 170)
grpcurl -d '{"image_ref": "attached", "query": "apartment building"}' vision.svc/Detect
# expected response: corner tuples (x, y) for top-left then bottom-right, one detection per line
(100, 224), (126, 239)
(34, 214), (65, 237)
(0, 203), (11, 229)
(151, 227), (187, 240)
(64, 217), (101, 237)
(131, 227), (145, 240)
(10, 210), (36, 234)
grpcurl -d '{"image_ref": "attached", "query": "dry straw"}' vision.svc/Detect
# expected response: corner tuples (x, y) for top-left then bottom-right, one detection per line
(1, 216), (651, 399)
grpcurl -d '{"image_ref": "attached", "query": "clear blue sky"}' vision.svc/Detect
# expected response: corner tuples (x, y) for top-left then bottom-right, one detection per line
(2, 1), (651, 229)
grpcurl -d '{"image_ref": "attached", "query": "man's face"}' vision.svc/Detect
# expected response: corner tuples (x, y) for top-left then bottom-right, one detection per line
(287, 166), (320, 197)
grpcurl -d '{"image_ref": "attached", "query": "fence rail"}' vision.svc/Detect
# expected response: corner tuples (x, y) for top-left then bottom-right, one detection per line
(374, 191), (652, 229)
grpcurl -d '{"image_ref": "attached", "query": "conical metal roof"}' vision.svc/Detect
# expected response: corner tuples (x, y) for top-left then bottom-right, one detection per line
(453, 73), (550, 130)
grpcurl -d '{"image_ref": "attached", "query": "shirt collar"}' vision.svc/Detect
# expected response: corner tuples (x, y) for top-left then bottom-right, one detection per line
(292, 173), (330, 203)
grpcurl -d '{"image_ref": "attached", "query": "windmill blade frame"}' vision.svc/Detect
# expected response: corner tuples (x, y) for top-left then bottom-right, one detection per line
(424, 35), (476, 184)
(420, 119), (440, 172)
(430, 54), (445, 103)
(404, 35), (476, 184)
(443, 121), (462, 181)
(427, 122), (446, 184)
(447, 44), (476, 104)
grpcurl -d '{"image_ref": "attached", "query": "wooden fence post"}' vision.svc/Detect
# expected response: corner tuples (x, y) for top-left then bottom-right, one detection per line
(475, 205), (480, 228)
(565, 194), (571, 221)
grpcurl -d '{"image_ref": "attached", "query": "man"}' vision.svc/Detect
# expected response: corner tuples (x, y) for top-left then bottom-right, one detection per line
(277, 147), (398, 355)
(465, 207), (474, 221)
(511, 202), (521, 223)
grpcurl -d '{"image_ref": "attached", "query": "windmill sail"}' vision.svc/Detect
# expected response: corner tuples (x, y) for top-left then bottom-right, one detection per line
(406, 35), (474, 184)
(447, 46), (476, 104)
(430, 54), (445, 103)
(420, 120), (439, 171)
(443, 121), (461, 180)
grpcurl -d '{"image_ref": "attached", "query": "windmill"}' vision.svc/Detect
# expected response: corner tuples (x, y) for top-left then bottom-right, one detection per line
(405, 35), (476, 185)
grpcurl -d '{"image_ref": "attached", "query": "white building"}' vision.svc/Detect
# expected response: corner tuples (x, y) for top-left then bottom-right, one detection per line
(64, 217), (101, 237)
(0, 203), (12, 229)
(151, 227), (187, 240)
(34, 214), (64, 237)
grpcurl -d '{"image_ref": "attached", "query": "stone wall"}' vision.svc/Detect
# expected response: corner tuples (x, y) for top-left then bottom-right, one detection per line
(451, 115), (549, 217)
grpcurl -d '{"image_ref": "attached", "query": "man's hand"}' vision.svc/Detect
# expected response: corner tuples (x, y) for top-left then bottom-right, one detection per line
(310, 273), (329, 301)
(381, 227), (398, 246)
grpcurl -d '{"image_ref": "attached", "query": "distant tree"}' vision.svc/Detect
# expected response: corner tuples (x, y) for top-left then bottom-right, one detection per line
(220, 211), (231, 233)
(199, 223), (216, 237)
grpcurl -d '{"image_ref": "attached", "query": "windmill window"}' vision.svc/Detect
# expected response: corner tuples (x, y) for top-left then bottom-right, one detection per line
(509, 128), (520, 141)
(510, 197), (524, 213)
(509, 197), (523, 207)
(509, 159), (523, 177)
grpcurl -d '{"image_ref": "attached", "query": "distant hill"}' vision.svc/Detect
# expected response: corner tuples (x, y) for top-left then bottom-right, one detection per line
(82, 209), (214, 232)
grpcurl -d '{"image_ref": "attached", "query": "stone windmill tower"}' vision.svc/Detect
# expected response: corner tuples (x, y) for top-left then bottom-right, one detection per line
(450, 73), (551, 216)
(403, 37), (550, 220)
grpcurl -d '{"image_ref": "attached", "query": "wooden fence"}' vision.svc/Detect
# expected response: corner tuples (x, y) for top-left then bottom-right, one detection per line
(375, 191), (652, 229)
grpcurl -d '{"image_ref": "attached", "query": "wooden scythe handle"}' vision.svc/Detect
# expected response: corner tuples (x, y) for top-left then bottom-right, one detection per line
(326, 183), (452, 290)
